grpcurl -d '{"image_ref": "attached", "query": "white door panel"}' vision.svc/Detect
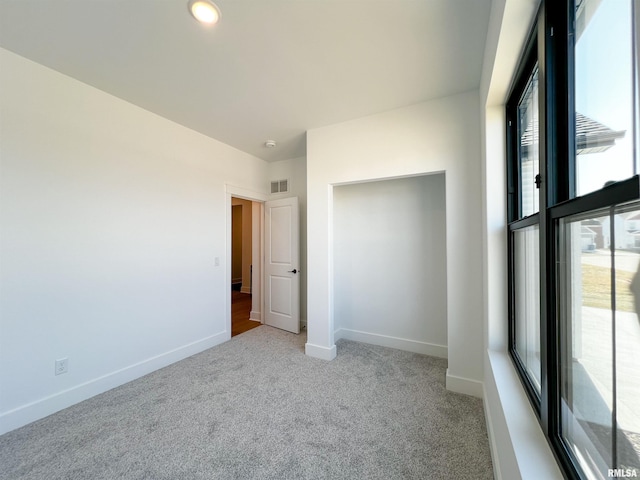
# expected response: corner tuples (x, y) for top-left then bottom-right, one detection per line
(270, 276), (292, 315)
(265, 197), (300, 333)
(270, 206), (292, 264)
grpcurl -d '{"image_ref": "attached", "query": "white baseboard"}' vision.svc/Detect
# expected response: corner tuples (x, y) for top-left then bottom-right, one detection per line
(446, 369), (484, 398)
(240, 286), (251, 294)
(0, 331), (228, 436)
(334, 328), (448, 358)
(305, 342), (337, 360)
(250, 310), (262, 322)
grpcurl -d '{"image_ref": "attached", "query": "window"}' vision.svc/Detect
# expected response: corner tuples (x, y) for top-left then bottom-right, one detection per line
(508, 48), (542, 403)
(519, 67), (541, 218)
(558, 204), (640, 476)
(507, 1), (640, 478)
(513, 224), (541, 393)
(574, 0), (634, 196)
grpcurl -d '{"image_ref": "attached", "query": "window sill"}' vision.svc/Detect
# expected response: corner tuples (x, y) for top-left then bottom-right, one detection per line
(484, 350), (564, 480)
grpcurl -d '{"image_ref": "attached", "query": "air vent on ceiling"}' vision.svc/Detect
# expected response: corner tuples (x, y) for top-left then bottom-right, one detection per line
(271, 179), (289, 194)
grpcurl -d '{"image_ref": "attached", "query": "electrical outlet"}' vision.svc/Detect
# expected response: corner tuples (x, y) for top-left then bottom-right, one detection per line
(55, 358), (68, 375)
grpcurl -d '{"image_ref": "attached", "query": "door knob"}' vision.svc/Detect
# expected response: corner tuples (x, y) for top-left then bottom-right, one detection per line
(288, 269), (298, 274)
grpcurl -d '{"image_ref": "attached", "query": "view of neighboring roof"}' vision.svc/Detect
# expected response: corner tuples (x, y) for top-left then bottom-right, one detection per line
(520, 112), (626, 156)
(575, 113), (626, 154)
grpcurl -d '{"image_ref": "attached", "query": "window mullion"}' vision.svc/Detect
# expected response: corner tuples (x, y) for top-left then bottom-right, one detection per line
(634, 0), (640, 176)
(609, 207), (618, 469)
(538, 2), (552, 439)
(541, 0), (573, 450)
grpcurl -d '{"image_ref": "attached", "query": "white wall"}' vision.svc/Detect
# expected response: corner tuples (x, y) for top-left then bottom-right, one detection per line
(268, 157), (307, 326)
(305, 91), (484, 395)
(333, 174), (447, 357)
(479, 0), (563, 478)
(0, 48), (269, 435)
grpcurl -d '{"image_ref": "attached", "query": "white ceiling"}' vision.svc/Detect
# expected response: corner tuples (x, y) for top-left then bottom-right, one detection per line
(0, 0), (492, 162)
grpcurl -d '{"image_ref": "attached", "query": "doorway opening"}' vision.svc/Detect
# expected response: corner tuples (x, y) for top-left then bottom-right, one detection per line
(332, 173), (448, 356)
(225, 186), (300, 338)
(231, 197), (262, 336)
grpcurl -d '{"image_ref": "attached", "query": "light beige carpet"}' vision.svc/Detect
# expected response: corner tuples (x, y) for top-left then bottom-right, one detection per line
(0, 326), (493, 479)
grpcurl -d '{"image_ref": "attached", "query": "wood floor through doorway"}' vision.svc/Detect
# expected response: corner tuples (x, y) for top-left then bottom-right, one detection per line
(231, 290), (260, 336)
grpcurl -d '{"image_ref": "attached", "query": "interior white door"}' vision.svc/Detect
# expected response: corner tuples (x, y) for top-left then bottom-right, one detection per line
(264, 197), (300, 333)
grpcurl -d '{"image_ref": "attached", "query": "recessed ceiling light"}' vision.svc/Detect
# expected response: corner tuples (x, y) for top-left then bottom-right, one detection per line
(188, 0), (221, 25)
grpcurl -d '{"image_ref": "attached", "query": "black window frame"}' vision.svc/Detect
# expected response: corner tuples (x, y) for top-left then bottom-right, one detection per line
(506, 1), (640, 479)
(506, 16), (543, 416)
